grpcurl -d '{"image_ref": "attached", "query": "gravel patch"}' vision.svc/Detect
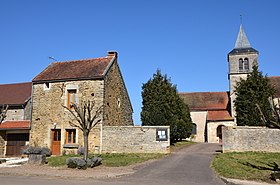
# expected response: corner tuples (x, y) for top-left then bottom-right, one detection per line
(0, 160), (156, 179)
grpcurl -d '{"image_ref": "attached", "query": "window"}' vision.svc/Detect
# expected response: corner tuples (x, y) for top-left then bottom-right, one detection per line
(52, 129), (61, 141)
(239, 58), (249, 72)
(156, 128), (168, 141)
(244, 58), (249, 71)
(191, 123), (197, 135)
(239, 58), (243, 72)
(67, 89), (77, 109)
(66, 129), (76, 144)
(44, 82), (51, 90)
(117, 98), (121, 108)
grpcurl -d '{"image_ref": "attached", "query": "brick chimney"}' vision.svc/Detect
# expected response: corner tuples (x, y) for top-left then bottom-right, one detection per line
(107, 51), (118, 58)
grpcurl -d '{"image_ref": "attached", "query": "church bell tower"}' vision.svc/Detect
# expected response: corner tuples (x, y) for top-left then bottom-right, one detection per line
(228, 24), (259, 119)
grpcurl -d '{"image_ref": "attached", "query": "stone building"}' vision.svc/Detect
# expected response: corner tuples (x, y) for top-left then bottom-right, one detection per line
(30, 51), (133, 155)
(0, 82), (32, 156)
(179, 24), (280, 143)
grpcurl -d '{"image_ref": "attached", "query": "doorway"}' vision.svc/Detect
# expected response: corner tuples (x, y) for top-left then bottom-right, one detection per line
(51, 129), (61, 155)
(6, 133), (29, 156)
(216, 125), (224, 144)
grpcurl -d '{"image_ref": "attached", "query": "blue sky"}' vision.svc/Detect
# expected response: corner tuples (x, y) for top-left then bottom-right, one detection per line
(1, 1), (279, 124)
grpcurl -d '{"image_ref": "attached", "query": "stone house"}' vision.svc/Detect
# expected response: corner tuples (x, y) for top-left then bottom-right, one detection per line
(30, 51), (133, 155)
(179, 24), (280, 143)
(0, 82), (32, 156)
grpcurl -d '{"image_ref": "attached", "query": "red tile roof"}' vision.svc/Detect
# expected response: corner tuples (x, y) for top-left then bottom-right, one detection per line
(0, 120), (30, 130)
(179, 91), (230, 111)
(179, 91), (233, 121)
(33, 56), (114, 82)
(207, 110), (234, 121)
(0, 82), (32, 105)
(269, 76), (280, 97)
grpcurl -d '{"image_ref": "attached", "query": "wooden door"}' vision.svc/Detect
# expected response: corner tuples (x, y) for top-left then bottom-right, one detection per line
(51, 129), (61, 155)
(6, 133), (29, 156)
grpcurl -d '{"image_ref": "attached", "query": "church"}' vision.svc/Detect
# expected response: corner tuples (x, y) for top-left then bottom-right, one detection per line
(179, 24), (280, 143)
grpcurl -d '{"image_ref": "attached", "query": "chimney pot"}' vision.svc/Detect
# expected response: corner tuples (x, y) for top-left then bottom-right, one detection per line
(107, 51), (118, 58)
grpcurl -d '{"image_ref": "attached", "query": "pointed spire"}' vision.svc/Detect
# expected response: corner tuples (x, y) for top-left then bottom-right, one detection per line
(234, 24), (251, 49)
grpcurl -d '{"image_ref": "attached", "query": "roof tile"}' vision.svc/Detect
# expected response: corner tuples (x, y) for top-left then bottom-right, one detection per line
(33, 57), (113, 82)
(0, 120), (30, 130)
(0, 82), (32, 105)
(207, 110), (234, 121)
(179, 91), (230, 111)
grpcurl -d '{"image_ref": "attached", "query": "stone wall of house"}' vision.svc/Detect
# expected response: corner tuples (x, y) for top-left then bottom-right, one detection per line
(24, 99), (32, 120)
(30, 80), (104, 154)
(0, 131), (5, 157)
(190, 111), (207, 142)
(223, 126), (280, 152)
(103, 60), (133, 126)
(4, 99), (31, 121)
(102, 126), (170, 154)
(5, 108), (24, 121)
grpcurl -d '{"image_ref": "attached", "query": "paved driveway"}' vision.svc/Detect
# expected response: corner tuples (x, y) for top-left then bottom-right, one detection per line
(1, 143), (225, 185)
(111, 143), (225, 185)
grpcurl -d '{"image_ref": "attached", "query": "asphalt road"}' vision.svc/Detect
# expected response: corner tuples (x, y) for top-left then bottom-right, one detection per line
(1, 143), (225, 185)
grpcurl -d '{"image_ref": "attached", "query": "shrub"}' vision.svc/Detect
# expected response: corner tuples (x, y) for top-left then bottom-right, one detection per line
(77, 146), (84, 155)
(66, 157), (102, 169)
(23, 146), (51, 156)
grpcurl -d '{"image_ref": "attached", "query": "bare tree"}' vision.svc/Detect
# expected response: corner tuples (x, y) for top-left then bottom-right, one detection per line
(63, 100), (102, 160)
(0, 105), (8, 124)
(256, 97), (280, 129)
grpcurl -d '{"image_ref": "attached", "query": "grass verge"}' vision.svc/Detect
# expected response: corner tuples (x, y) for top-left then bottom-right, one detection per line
(48, 141), (195, 167)
(48, 153), (165, 167)
(212, 152), (280, 182)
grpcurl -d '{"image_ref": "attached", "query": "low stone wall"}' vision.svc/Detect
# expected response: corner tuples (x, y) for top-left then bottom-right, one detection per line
(102, 126), (170, 154)
(223, 126), (280, 152)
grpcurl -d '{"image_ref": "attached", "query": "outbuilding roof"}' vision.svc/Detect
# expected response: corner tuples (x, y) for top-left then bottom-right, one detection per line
(207, 110), (234, 121)
(0, 82), (32, 106)
(33, 52), (117, 83)
(0, 120), (30, 130)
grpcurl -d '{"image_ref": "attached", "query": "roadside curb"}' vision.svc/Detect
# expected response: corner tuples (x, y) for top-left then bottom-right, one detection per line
(219, 176), (277, 185)
(0, 170), (135, 180)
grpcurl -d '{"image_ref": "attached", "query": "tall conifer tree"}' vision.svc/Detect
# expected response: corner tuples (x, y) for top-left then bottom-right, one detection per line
(235, 65), (275, 126)
(141, 70), (192, 142)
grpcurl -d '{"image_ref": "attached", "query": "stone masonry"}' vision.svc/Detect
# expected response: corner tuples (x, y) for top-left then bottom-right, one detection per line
(0, 131), (5, 156)
(223, 126), (280, 152)
(103, 60), (133, 126)
(102, 126), (170, 154)
(30, 80), (104, 153)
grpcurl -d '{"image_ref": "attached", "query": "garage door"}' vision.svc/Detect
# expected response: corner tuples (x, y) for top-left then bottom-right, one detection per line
(6, 133), (29, 156)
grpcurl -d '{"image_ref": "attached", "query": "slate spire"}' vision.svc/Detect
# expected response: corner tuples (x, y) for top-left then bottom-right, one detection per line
(234, 24), (251, 49)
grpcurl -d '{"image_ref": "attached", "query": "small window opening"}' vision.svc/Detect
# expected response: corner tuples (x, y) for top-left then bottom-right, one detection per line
(67, 89), (77, 109)
(44, 82), (51, 90)
(239, 58), (243, 72)
(192, 123), (197, 135)
(244, 58), (249, 71)
(66, 129), (76, 144)
(117, 98), (121, 108)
